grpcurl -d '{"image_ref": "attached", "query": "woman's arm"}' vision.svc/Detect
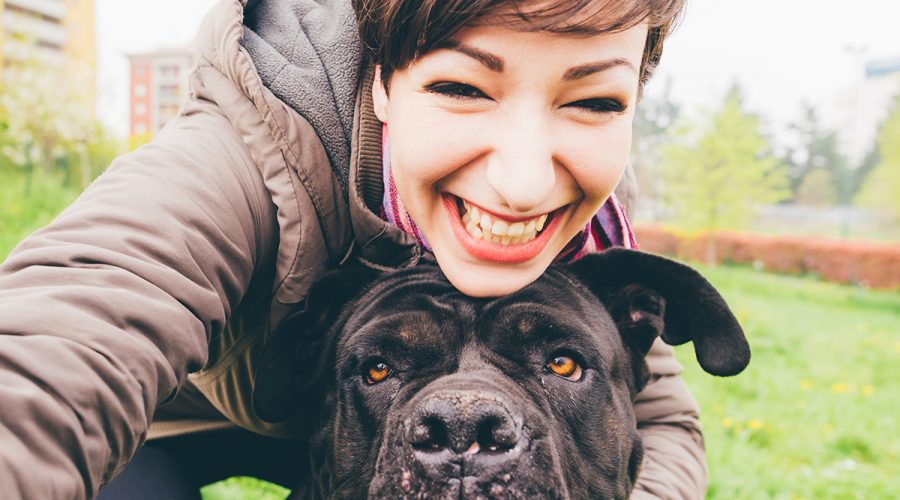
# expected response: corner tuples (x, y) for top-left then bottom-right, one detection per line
(631, 339), (707, 499)
(0, 99), (275, 498)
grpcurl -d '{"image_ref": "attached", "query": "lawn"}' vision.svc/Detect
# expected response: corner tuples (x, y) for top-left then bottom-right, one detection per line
(678, 263), (900, 499)
(1, 176), (898, 499)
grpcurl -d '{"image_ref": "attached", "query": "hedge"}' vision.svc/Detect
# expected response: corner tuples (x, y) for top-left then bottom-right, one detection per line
(634, 224), (900, 290)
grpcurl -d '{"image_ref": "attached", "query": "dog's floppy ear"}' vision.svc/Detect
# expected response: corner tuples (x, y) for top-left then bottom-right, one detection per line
(569, 248), (750, 376)
(253, 265), (376, 423)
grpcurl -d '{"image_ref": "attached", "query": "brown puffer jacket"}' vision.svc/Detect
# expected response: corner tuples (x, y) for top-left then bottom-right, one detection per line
(0, 0), (704, 498)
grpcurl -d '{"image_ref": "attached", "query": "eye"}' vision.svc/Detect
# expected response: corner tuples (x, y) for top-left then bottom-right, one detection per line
(363, 360), (393, 385)
(546, 355), (583, 381)
(424, 81), (489, 100)
(565, 98), (626, 114)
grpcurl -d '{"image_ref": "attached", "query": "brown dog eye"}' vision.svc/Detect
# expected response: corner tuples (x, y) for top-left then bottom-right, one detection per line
(547, 356), (583, 381)
(365, 362), (392, 385)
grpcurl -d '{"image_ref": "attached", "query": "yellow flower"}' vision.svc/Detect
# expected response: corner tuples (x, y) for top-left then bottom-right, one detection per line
(894, 342), (900, 353)
(861, 385), (875, 396)
(799, 379), (813, 390)
(722, 417), (733, 429)
(823, 423), (834, 435)
(831, 383), (852, 394)
(747, 419), (765, 430)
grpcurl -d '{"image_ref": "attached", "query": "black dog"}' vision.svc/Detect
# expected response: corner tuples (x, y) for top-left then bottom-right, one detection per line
(253, 249), (750, 499)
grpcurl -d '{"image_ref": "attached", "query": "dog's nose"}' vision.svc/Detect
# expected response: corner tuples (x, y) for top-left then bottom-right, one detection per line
(407, 390), (522, 456)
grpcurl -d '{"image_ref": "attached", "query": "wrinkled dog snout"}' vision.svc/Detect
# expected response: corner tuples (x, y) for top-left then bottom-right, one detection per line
(406, 390), (524, 463)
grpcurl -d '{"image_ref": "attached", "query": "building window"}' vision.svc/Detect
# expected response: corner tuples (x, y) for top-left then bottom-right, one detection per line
(134, 84), (147, 97)
(160, 65), (179, 79)
(134, 104), (147, 117)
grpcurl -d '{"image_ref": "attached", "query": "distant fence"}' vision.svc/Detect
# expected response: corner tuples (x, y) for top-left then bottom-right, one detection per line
(634, 224), (900, 290)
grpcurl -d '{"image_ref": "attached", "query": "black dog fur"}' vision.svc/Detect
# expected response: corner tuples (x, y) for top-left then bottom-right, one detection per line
(253, 248), (750, 499)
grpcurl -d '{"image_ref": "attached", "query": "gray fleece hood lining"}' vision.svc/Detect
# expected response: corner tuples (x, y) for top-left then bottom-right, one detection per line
(241, 0), (362, 194)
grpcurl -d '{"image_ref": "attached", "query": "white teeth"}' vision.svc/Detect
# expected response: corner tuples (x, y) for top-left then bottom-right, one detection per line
(459, 199), (550, 245)
(480, 214), (492, 233)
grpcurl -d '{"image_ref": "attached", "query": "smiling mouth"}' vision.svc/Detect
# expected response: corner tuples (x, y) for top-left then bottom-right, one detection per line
(457, 198), (552, 246)
(443, 195), (568, 264)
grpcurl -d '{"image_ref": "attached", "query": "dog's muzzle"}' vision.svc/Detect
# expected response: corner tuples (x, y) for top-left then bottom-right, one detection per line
(406, 389), (525, 463)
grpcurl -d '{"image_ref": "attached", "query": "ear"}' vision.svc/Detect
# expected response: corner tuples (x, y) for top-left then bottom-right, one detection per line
(253, 265), (377, 423)
(372, 65), (389, 123)
(568, 248), (750, 377)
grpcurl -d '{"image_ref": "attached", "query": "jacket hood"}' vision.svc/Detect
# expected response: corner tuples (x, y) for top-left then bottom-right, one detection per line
(193, 0), (419, 305)
(241, 0), (361, 194)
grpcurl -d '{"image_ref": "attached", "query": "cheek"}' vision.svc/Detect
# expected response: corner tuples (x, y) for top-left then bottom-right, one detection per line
(387, 112), (487, 190)
(563, 123), (632, 199)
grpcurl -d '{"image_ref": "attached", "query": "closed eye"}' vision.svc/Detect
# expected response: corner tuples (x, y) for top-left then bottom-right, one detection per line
(565, 98), (626, 114)
(424, 81), (490, 100)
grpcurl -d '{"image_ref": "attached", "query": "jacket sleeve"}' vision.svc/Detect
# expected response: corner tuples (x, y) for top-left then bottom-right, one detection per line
(631, 339), (707, 499)
(0, 97), (275, 498)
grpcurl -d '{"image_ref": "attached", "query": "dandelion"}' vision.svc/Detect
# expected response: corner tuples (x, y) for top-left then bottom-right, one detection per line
(747, 419), (765, 430)
(894, 341), (900, 353)
(822, 423), (834, 435)
(722, 417), (733, 429)
(799, 379), (813, 390)
(861, 385), (875, 396)
(831, 383), (852, 394)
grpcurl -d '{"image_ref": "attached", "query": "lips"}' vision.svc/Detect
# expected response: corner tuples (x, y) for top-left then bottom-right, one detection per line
(443, 194), (566, 264)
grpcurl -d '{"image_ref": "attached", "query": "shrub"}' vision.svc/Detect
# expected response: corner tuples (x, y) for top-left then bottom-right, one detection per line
(634, 224), (900, 290)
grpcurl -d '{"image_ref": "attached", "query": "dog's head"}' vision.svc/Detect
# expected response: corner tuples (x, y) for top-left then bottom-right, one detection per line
(253, 249), (749, 499)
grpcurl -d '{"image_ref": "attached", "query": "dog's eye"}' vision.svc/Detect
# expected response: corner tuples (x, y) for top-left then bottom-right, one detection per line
(364, 361), (392, 385)
(546, 356), (583, 381)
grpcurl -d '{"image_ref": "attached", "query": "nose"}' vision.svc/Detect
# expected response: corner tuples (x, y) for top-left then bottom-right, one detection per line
(407, 390), (522, 457)
(485, 118), (556, 213)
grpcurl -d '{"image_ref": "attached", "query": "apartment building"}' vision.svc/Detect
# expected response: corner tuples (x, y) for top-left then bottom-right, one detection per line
(833, 55), (900, 167)
(127, 47), (195, 137)
(0, 0), (96, 108)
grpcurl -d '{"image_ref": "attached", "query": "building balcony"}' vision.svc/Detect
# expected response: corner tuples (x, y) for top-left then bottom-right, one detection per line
(5, 0), (67, 21)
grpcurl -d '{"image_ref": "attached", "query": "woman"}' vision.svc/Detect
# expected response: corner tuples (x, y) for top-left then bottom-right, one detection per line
(0, 0), (701, 498)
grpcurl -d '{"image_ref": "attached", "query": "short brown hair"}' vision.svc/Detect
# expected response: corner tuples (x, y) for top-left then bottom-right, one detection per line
(354, 0), (686, 92)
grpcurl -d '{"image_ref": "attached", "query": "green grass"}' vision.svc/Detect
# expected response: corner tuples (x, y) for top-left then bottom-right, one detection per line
(676, 263), (900, 500)
(0, 171), (80, 261)
(2, 175), (898, 499)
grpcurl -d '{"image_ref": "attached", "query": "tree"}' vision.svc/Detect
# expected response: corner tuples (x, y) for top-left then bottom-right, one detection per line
(855, 92), (900, 220)
(659, 85), (789, 261)
(0, 42), (98, 193)
(780, 103), (848, 205)
(631, 78), (681, 216)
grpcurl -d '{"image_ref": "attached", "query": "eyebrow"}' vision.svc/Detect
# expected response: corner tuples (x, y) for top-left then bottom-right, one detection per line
(437, 41), (505, 72)
(436, 41), (637, 80)
(563, 58), (638, 81)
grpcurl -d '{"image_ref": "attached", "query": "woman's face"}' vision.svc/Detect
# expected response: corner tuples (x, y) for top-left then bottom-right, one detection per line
(373, 23), (647, 297)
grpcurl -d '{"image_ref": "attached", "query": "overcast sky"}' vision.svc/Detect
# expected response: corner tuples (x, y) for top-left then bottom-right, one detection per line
(95, 0), (900, 138)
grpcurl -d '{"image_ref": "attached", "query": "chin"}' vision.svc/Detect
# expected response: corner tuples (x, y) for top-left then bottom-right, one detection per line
(434, 256), (547, 298)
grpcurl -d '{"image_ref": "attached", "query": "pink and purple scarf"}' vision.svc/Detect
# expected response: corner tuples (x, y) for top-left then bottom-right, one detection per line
(380, 125), (636, 262)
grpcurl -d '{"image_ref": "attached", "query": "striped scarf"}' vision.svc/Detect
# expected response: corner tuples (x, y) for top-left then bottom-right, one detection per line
(380, 125), (636, 262)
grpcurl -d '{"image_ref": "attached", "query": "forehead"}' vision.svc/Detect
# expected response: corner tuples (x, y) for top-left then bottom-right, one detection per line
(340, 268), (612, 352)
